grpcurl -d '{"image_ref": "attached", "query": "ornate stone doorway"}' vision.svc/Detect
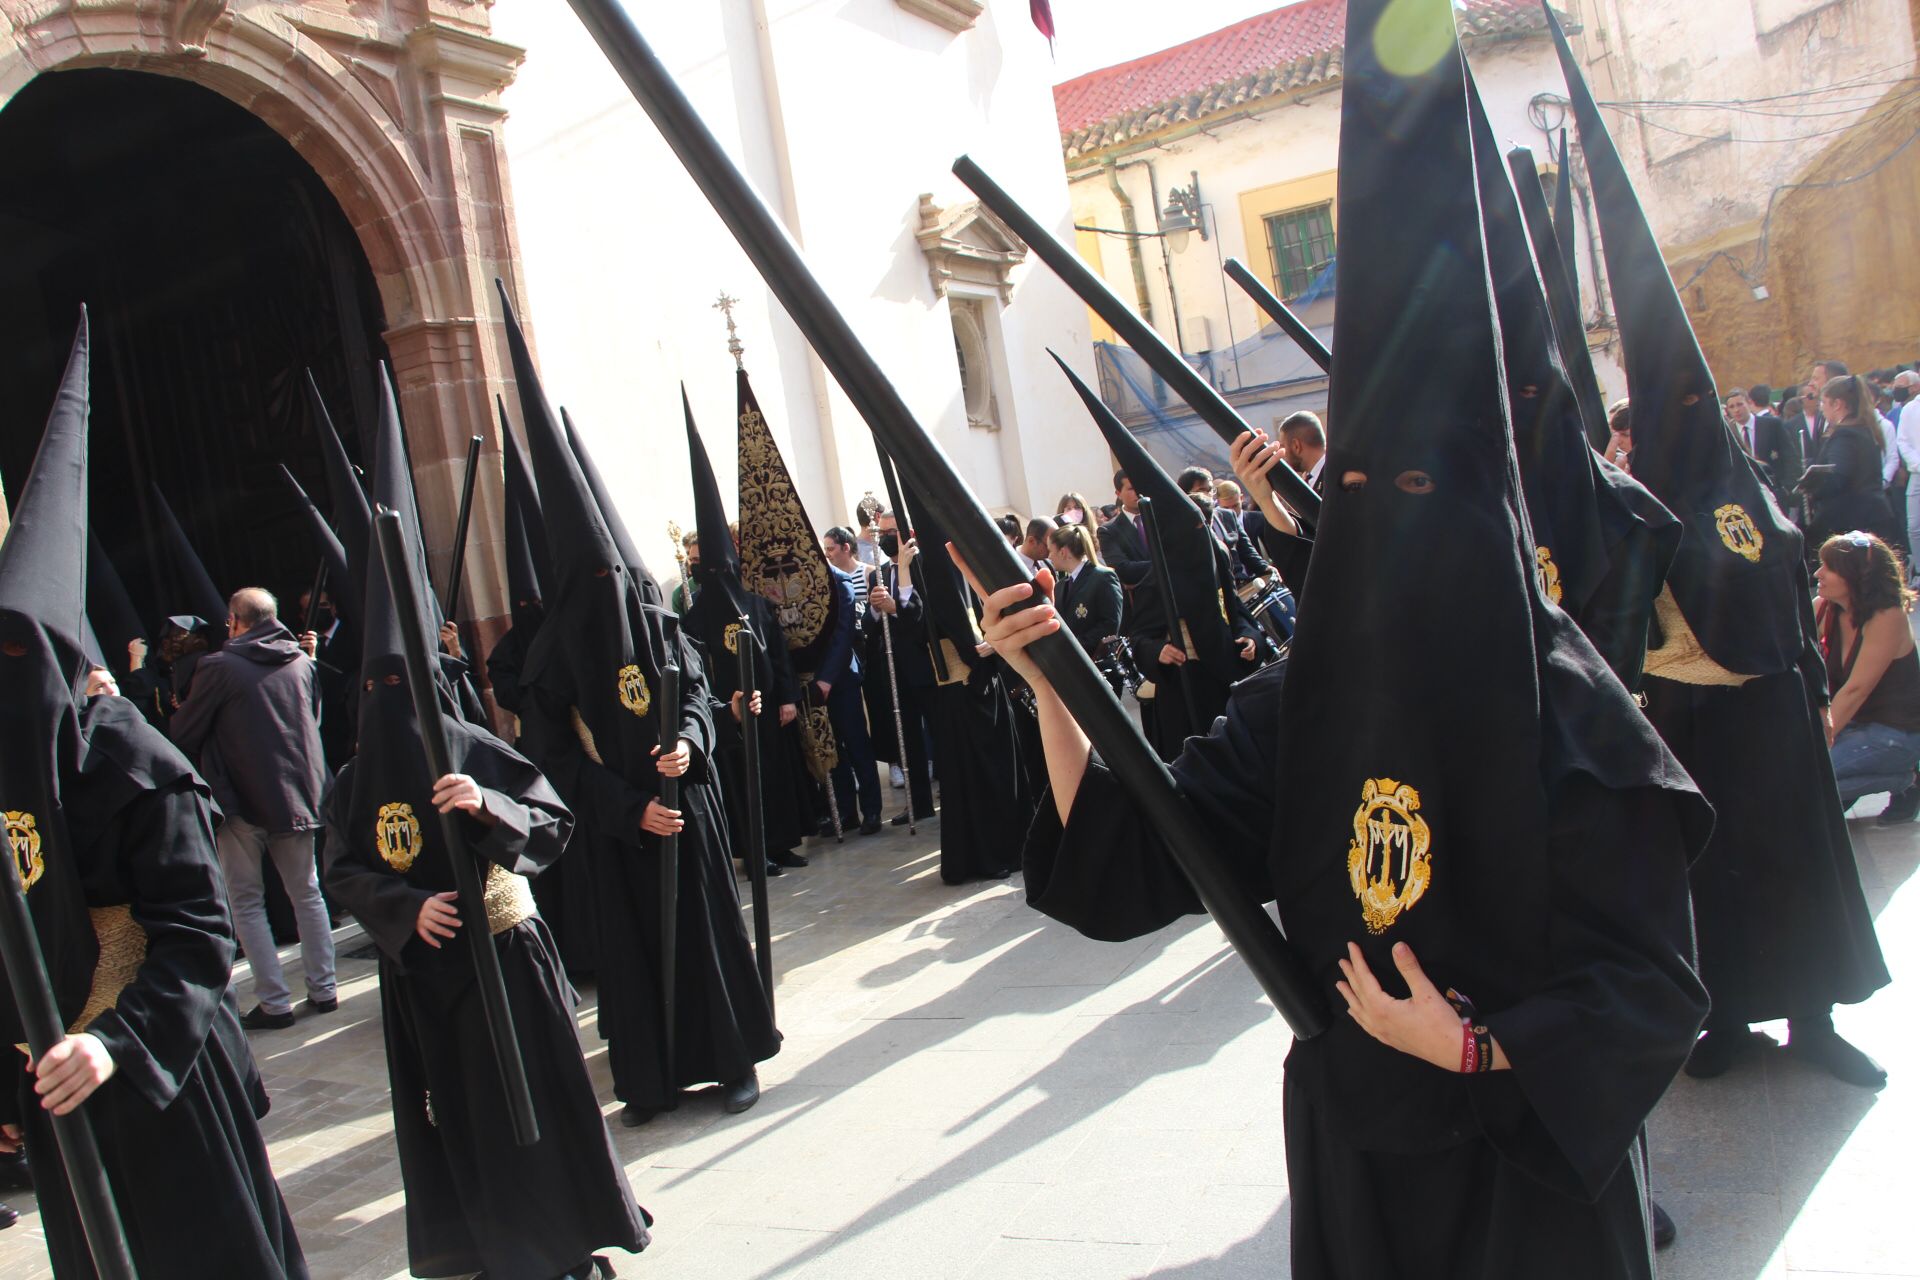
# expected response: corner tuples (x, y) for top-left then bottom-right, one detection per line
(0, 0), (528, 639)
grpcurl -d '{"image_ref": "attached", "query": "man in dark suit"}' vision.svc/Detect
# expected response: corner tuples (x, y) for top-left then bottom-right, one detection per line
(1726, 387), (1802, 511)
(1096, 469), (1149, 589)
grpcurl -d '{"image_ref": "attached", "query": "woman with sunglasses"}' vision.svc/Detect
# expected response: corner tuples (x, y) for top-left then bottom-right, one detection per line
(1816, 530), (1920, 828)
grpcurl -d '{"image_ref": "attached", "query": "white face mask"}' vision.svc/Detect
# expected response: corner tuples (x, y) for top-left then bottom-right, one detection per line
(1061, 509), (1084, 525)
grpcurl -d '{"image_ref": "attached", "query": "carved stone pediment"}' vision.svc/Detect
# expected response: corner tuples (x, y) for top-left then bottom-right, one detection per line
(895, 0), (984, 33)
(915, 194), (1026, 302)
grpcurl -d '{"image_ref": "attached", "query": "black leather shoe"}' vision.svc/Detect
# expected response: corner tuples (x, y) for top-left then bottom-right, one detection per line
(1683, 1029), (1744, 1078)
(1650, 1199), (1676, 1250)
(859, 817), (882, 836)
(721, 1070), (761, 1115)
(618, 1104), (657, 1128)
(305, 995), (339, 1015)
(1878, 777), (1920, 825)
(240, 1005), (296, 1031)
(0, 1201), (17, 1230)
(0, 1151), (31, 1193)
(770, 850), (809, 869)
(1789, 1027), (1887, 1088)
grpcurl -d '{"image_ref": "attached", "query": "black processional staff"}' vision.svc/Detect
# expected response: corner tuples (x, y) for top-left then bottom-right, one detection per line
(876, 448), (950, 686)
(374, 509), (541, 1147)
(735, 620), (776, 1008)
(443, 435), (483, 623)
(303, 560), (331, 635)
(552, 0), (1328, 1040)
(1136, 497), (1206, 719)
(0, 853), (138, 1280)
(1223, 260), (1331, 373)
(656, 659), (683, 1081)
(949, 157), (1320, 526)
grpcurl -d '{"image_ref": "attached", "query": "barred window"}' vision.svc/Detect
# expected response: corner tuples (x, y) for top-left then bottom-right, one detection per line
(1264, 203), (1336, 299)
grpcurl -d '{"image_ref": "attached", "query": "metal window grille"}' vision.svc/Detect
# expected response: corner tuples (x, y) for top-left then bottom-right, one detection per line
(1265, 203), (1337, 299)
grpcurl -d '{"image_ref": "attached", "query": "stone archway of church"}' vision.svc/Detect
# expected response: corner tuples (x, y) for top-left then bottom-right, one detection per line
(0, 3), (529, 640)
(0, 68), (391, 626)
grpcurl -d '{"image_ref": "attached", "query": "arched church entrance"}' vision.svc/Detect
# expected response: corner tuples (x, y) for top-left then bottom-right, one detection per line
(0, 67), (390, 634)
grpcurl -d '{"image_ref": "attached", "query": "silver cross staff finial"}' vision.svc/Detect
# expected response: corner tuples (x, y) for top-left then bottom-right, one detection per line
(714, 291), (745, 371)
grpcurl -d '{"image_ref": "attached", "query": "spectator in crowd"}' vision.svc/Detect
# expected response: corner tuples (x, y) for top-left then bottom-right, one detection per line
(995, 513), (1021, 548)
(1214, 478), (1244, 512)
(1277, 411), (1327, 489)
(295, 587), (357, 770)
(1047, 524), (1122, 656)
(1894, 371), (1920, 576)
(1802, 375), (1899, 547)
(670, 530), (700, 615)
(1602, 397), (1633, 472)
(1816, 531), (1920, 825)
(821, 526), (883, 834)
(1096, 503), (1118, 527)
(1727, 386), (1801, 502)
(1098, 469), (1149, 596)
(168, 587), (336, 1030)
(1020, 518), (1054, 574)
(1055, 492), (1094, 526)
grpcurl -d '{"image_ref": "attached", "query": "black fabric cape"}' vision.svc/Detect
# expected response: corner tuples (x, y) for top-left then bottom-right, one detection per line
(321, 720), (649, 1278)
(7, 696), (306, 1280)
(906, 491), (1027, 883)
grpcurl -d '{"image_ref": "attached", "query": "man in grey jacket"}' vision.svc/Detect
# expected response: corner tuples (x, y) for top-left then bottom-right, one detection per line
(171, 586), (337, 1029)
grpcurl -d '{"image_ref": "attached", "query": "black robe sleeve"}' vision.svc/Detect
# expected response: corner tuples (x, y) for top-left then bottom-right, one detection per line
(519, 691), (653, 849)
(1473, 775), (1708, 1200)
(1254, 521), (1314, 600)
(1019, 665), (1284, 941)
(87, 780), (237, 1112)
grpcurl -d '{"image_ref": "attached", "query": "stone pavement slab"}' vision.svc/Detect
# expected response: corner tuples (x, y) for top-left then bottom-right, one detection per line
(1, 798), (1916, 1278)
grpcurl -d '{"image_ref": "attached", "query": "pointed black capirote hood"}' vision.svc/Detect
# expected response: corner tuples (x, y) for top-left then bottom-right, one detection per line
(146, 482), (226, 625)
(496, 281), (625, 591)
(1508, 145), (1610, 448)
(684, 387), (742, 583)
(1050, 350), (1241, 667)
(495, 279), (678, 777)
(0, 310), (102, 1043)
(85, 529), (145, 675)
(1466, 70), (1610, 620)
(308, 370), (372, 603)
(1553, 128), (1580, 295)
(1547, 2), (1803, 675)
(497, 397), (548, 611)
(0, 312), (91, 658)
(360, 363), (438, 667)
(564, 407), (664, 605)
(277, 464), (355, 632)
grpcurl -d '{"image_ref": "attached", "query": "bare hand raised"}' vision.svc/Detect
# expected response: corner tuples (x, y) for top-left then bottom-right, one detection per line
(949, 544), (1058, 688)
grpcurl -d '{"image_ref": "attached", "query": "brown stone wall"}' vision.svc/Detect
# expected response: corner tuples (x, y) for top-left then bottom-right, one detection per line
(1676, 84), (1920, 387)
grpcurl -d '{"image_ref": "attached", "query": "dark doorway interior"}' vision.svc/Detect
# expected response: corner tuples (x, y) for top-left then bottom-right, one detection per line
(0, 67), (388, 642)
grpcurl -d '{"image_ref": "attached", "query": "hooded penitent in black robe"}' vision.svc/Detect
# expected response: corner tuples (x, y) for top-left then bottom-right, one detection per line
(1466, 80), (1682, 690)
(1549, 7), (1888, 1026)
(318, 368), (647, 1280)
(1054, 357), (1261, 758)
(1023, 10), (1713, 1271)
(499, 285), (778, 1113)
(682, 395), (815, 864)
(904, 490), (1025, 884)
(0, 313), (305, 1280)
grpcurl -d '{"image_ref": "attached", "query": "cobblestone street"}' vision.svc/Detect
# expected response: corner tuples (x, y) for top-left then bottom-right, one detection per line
(1, 798), (1914, 1279)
